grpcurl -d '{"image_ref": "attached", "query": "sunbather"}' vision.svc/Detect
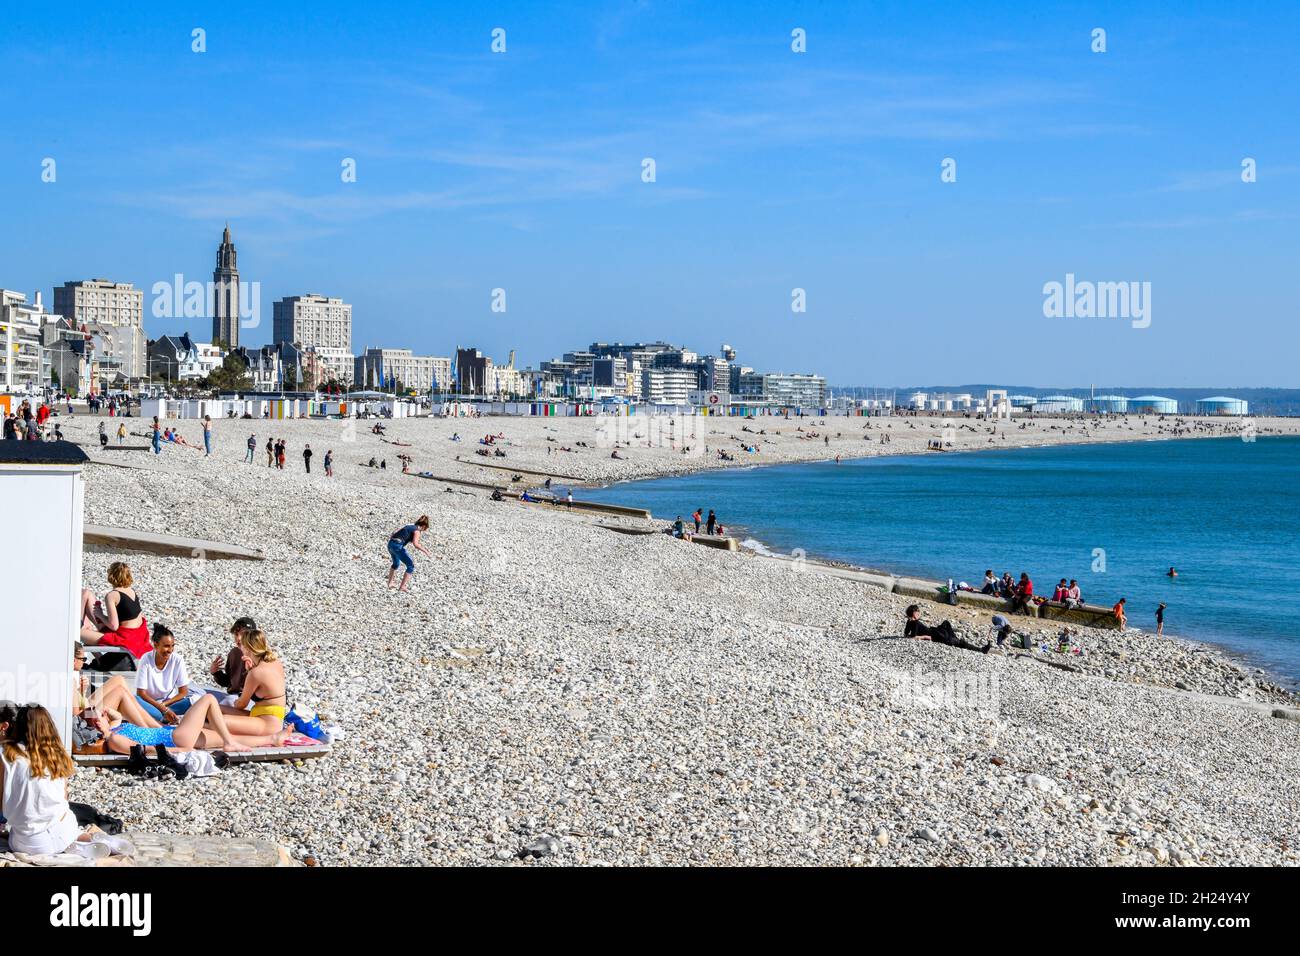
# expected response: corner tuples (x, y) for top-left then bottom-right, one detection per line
(81, 562), (150, 658)
(215, 629), (291, 737)
(904, 605), (991, 653)
(103, 694), (289, 754)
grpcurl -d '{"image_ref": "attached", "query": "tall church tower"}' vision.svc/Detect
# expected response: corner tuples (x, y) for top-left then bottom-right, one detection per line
(212, 223), (240, 348)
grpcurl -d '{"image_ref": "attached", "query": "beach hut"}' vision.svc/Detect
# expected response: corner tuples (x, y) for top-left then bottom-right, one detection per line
(1195, 396), (1248, 416)
(0, 441), (88, 747)
(1128, 395), (1179, 415)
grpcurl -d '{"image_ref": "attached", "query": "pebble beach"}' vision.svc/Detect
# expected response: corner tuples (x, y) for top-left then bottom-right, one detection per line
(63, 411), (1300, 866)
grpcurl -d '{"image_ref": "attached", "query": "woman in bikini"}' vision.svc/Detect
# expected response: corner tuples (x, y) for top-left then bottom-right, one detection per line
(81, 562), (151, 659)
(216, 629), (291, 736)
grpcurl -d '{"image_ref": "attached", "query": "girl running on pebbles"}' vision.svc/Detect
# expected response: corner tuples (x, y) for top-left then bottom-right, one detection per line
(387, 515), (431, 592)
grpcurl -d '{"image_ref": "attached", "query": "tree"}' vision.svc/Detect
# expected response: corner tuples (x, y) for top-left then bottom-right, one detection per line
(204, 352), (253, 393)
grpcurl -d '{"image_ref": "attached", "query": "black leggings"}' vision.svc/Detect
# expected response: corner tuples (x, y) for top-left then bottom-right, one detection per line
(930, 621), (985, 652)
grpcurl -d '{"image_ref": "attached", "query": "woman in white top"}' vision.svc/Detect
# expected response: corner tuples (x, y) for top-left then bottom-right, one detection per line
(135, 624), (198, 724)
(0, 706), (96, 856)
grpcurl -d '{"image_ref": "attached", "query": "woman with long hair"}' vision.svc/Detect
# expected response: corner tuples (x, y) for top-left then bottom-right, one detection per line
(82, 562), (150, 658)
(215, 629), (290, 736)
(0, 706), (99, 855)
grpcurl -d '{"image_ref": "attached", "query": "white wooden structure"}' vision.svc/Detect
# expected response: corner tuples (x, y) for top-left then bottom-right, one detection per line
(0, 442), (88, 747)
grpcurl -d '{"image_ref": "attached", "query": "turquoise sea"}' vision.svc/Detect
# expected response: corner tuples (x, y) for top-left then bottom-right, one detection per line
(583, 436), (1300, 684)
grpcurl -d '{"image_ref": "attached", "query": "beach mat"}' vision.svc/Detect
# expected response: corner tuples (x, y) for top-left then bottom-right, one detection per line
(74, 738), (331, 768)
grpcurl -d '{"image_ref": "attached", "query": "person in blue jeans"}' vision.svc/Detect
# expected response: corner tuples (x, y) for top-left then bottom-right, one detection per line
(134, 625), (197, 723)
(202, 415), (212, 456)
(387, 515), (431, 592)
(151, 417), (162, 455)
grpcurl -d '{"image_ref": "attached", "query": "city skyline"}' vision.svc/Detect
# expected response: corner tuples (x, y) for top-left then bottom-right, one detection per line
(2, 2), (1298, 386)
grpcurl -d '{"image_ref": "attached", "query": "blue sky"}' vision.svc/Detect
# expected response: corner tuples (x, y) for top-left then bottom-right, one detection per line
(2, 0), (1297, 387)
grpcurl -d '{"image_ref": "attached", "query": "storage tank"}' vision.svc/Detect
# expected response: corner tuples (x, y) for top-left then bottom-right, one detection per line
(1036, 394), (1085, 413)
(1089, 394), (1128, 414)
(1128, 395), (1178, 415)
(1008, 394), (1038, 410)
(1196, 396), (1248, 416)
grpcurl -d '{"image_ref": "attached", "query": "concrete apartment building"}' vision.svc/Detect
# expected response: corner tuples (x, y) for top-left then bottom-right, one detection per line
(52, 279), (146, 381)
(272, 294), (354, 387)
(272, 294), (352, 352)
(738, 371), (827, 408)
(0, 289), (51, 393)
(641, 367), (698, 405)
(455, 347), (526, 398)
(355, 348), (451, 393)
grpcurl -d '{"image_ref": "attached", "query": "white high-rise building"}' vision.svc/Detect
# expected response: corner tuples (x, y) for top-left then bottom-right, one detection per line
(1, 290), (52, 393)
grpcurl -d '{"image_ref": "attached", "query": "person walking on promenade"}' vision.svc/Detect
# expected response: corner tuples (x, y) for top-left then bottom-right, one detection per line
(387, 516), (431, 592)
(303, 443), (313, 473)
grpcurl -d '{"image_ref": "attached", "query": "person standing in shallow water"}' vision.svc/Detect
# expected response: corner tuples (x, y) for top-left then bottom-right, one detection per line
(387, 516), (431, 592)
(1156, 602), (1167, 636)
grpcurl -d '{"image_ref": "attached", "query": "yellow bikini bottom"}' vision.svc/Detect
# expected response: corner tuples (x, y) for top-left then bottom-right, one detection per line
(249, 703), (288, 721)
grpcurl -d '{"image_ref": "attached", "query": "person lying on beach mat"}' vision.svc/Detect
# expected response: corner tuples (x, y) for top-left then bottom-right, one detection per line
(100, 694), (291, 756)
(903, 605), (991, 654)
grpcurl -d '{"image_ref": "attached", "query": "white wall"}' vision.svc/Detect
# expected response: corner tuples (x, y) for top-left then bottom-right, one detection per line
(0, 464), (82, 746)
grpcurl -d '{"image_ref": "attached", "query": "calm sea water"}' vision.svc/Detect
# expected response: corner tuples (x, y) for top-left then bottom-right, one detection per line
(583, 436), (1300, 683)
